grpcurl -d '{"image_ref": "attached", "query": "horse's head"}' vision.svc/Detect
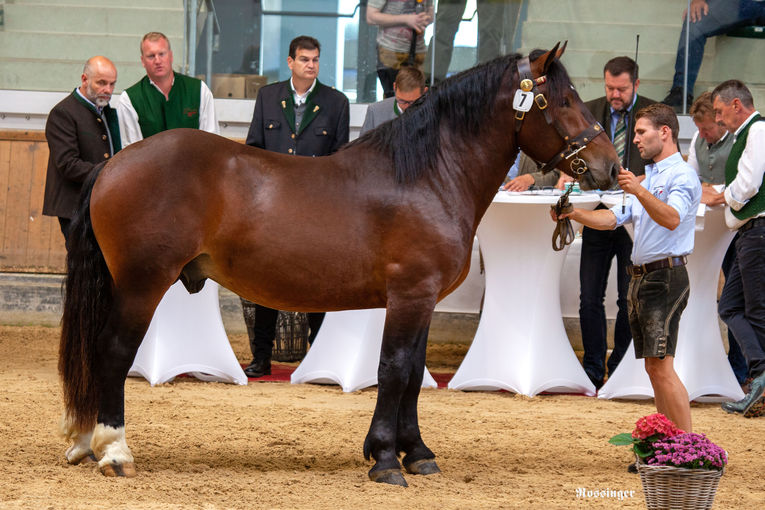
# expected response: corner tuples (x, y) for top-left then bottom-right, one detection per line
(513, 43), (620, 191)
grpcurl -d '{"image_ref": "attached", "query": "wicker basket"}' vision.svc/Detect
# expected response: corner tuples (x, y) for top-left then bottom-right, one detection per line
(637, 459), (724, 510)
(272, 311), (309, 362)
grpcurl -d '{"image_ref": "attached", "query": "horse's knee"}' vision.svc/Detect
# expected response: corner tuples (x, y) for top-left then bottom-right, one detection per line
(91, 423), (136, 477)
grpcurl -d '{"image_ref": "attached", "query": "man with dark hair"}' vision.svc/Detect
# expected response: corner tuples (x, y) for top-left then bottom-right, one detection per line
(240, 35), (350, 378)
(118, 31), (218, 146)
(578, 56), (657, 389)
(360, 65), (427, 134)
(44, 56), (121, 244)
(686, 92), (748, 389)
(713, 79), (765, 417)
(553, 103), (701, 432)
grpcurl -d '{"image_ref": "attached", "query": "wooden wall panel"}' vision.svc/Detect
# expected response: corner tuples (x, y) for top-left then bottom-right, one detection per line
(0, 132), (66, 273)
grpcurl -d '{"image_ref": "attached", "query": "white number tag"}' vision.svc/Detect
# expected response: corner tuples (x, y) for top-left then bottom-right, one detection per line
(513, 90), (533, 112)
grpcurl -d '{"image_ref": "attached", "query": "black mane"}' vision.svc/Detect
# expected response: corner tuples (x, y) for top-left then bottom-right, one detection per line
(346, 50), (573, 183)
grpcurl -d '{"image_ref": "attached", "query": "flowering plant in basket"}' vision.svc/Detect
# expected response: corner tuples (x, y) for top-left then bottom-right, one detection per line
(609, 413), (727, 470)
(609, 413), (685, 460)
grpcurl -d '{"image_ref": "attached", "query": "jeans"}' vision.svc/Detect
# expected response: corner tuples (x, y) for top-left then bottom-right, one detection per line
(672, 0), (765, 93)
(718, 224), (765, 377)
(579, 225), (633, 385)
(721, 234), (749, 384)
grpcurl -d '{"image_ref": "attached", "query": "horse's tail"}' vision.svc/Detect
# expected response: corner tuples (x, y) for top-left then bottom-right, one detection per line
(58, 162), (111, 432)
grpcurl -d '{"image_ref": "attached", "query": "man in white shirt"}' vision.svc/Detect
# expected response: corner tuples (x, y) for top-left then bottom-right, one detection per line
(713, 79), (765, 417)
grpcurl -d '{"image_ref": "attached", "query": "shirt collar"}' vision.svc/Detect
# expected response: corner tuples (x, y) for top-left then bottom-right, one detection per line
(649, 151), (683, 174)
(75, 87), (102, 114)
(290, 78), (317, 106)
(148, 73), (175, 94)
(734, 111), (760, 136)
(708, 130), (729, 147)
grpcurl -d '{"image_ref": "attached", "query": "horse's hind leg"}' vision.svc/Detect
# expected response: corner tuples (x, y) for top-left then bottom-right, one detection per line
(60, 414), (96, 465)
(89, 292), (157, 477)
(364, 300), (436, 486)
(397, 325), (440, 476)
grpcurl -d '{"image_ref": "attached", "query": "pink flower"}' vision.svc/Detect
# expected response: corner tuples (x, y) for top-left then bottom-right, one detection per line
(631, 413), (684, 440)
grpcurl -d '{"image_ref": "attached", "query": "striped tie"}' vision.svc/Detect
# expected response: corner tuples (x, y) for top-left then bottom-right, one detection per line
(613, 111), (627, 164)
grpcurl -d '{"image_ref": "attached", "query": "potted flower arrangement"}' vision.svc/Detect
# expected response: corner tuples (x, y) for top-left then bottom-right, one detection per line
(610, 413), (727, 510)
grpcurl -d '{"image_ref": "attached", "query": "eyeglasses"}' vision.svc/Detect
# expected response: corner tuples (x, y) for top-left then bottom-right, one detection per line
(395, 97), (416, 107)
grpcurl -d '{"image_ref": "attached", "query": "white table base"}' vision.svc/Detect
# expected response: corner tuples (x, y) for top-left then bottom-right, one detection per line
(449, 193), (600, 396)
(598, 205), (744, 402)
(128, 281), (247, 386)
(291, 308), (438, 393)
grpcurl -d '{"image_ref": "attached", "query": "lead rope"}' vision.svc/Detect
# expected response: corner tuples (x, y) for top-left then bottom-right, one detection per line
(551, 183), (576, 251)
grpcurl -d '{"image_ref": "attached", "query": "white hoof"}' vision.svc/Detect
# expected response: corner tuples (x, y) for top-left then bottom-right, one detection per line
(91, 424), (134, 472)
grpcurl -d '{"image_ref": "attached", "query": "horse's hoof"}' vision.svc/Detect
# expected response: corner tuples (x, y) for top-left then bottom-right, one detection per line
(404, 458), (441, 476)
(369, 468), (408, 487)
(100, 462), (136, 477)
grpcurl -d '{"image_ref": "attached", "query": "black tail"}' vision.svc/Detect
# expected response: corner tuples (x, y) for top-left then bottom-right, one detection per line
(58, 162), (111, 431)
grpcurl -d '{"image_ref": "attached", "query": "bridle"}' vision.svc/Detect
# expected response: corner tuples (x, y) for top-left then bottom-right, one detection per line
(514, 56), (606, 178)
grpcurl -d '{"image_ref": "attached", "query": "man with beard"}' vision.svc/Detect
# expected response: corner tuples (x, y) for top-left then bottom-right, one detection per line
(552, 103), (701, 433)
(43, 55), (121, 244)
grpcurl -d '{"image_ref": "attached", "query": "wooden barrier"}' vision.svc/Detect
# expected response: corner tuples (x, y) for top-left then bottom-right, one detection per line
(0, 129), (66, 273)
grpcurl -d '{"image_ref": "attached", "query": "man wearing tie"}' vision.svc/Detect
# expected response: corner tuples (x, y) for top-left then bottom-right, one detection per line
(579, 57), (657, 389)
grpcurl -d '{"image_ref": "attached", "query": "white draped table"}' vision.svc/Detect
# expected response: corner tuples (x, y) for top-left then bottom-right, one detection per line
(598, 201), (744, 402)
(128, 280), (247, 386)
(448, 191), (601, 396)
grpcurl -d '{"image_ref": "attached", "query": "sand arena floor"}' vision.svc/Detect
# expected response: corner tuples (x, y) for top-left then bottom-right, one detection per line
(0, 325), (762, 509)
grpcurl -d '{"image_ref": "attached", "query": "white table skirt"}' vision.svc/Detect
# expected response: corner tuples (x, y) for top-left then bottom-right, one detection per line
(448, 191), (601, 395)
(128, 280), (247, 386)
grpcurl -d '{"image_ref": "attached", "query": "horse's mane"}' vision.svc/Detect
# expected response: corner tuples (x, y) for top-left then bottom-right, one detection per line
(345, 49), (573, 183)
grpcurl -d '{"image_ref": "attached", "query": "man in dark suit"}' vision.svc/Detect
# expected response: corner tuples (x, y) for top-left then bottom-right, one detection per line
(43, 56), (120, 244)
(241, 35), (350, 377)
(580, 56), (656, 390)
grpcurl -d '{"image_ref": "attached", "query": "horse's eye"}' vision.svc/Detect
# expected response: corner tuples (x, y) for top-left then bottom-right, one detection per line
(563, 98), (571, 108)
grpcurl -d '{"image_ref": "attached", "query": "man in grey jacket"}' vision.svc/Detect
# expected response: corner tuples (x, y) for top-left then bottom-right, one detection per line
(360, 66), (427, 135)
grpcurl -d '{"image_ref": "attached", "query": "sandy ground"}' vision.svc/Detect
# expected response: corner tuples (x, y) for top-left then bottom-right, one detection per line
(0, 325), (762, 509)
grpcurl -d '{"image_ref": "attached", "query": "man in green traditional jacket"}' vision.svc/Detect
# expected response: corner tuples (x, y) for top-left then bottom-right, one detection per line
(713, 79), (765, 418)
(118, 31), (218, 146)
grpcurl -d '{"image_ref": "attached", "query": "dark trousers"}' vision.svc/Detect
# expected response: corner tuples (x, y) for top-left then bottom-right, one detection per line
(579, 225), (633, 385)
(58, 217), (71, 244)
(240, 298), (325, 361)
(718, 224), (765, 378)
(721, 233), (749, 384)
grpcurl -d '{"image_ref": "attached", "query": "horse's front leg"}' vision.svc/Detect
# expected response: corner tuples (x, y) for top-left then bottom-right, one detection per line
(396, 325), (440, 476)
(363, 299), (435, 486)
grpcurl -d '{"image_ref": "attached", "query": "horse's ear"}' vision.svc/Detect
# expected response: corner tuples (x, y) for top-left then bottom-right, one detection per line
(556, 41), (568, 60)
(542, 42), (561, 74)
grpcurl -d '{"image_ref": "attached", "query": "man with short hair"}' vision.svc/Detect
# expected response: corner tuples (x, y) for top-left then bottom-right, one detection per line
(44, 56), (121, 243)
(240, 35), (350, 378)
(118, 31), (218, 146)
(579, 56), (657, 389)
(713, 79), (765, 417)
(687, 92), (748, 388)
(553, 103), (701, 432)
(360, 65), (427, 134)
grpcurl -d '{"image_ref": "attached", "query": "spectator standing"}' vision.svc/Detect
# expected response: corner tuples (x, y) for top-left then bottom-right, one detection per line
(43, 56), (120, 244)
(581, 57), (656, 389)
(240, 35), (350, 378)
(366, 0), (433, 98)
(118, 32), (218, 146)
(713, 79), (765, 417)
(687, 92), (748, 388)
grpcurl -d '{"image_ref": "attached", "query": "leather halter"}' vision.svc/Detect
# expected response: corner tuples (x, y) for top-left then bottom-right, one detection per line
(514, 56), (606, 177)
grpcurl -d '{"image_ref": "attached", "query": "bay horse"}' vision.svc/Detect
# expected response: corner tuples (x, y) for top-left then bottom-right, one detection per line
(59, 44), (619, 486)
